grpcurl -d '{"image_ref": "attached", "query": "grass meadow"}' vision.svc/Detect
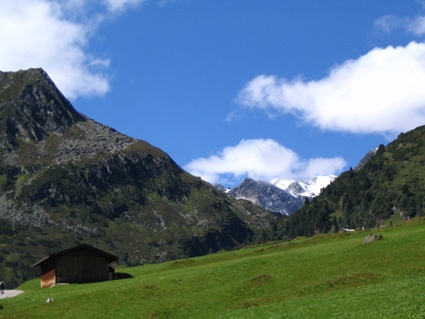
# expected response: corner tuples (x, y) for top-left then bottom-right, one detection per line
(2, 219), (425, 318)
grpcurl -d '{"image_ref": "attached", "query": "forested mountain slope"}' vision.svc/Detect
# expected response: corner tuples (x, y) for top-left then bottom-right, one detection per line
(283, 125), (425, 238)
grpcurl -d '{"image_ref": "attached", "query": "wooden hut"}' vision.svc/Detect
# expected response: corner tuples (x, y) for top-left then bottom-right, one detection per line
(31, 244), (118, 288)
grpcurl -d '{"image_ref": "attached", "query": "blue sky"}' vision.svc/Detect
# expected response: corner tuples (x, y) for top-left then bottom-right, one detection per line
(1, 0), (425, 187)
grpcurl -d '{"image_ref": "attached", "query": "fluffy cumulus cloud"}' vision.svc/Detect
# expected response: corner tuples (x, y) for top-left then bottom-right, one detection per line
(184, 139), (346, 186)
(236, 41), (425, 135)
(0, 0), (145, 100)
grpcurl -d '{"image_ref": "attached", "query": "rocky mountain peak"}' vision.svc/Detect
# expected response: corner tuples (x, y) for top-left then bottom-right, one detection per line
(354, 147), (378, 171)
(0, 68), (84, 152)
(227, 175), (337, 215)
(0, 69), (139, 166)
(228, 178), (305, 215)
(0, 68), (279, 287)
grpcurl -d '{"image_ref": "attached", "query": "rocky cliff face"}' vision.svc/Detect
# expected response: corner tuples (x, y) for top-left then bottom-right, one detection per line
(228, 176), (337, 215)
(0, 68), (279, 287)
(0, 69), (83, 151)
(228, 178), (304, 215)
(354, 148), (377, 171)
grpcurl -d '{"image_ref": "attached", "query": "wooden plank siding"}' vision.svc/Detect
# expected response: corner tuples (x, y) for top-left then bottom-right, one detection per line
(32, 244), (118, 288)
(40, 269), (56, 288)
(56, 249), (109, 284)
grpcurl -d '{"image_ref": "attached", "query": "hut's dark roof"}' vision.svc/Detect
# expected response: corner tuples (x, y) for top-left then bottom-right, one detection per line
(31, 244), (118, 268)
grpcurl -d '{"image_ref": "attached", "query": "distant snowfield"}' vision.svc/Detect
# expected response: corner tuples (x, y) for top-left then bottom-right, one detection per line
(271, 175), (337, 198)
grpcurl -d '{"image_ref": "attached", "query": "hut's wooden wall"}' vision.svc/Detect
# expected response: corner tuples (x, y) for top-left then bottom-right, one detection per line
(56, 248), (109, 284)
(40, 259), (56, 288)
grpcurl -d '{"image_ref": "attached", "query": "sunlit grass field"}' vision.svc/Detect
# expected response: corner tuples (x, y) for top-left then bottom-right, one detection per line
(2, 219), (425, 318)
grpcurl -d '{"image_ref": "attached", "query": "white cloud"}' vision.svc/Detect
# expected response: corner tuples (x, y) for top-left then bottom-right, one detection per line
(184, 139), (346, 186)
(302, 157), (347, 178)
(236, 41), (425, 135)
(375, 14), (425, 37)
(0, 1), (109, 99)
(408, 16), (425, 36)
(374, 15), (404, 34)
(0, 0), (144, 100)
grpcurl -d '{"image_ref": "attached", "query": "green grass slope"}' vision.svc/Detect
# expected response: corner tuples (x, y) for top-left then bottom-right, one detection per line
(2, 219), (425, 318)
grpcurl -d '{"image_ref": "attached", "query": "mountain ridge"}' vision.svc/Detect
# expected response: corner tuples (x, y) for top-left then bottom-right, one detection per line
(276, 125), (425, 238)
(0, 68), (279, 287)
(227, 175), (337, 215)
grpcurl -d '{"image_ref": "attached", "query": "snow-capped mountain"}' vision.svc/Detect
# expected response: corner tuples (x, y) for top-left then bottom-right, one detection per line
(228, 178), (305, 215)
(271, 175), (337, 198)
(226, 175), (337, 215)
